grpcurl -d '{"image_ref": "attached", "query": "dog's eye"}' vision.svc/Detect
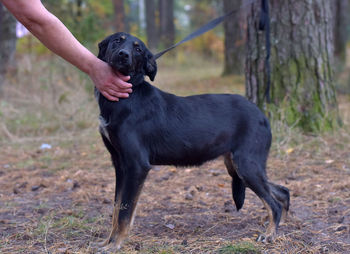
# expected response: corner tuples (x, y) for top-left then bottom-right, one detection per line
(135, 47), (142, 53)
(115, 38), (121, 43)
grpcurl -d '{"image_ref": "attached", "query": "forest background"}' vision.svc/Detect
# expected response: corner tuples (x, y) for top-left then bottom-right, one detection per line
(1, 1), (350, 253)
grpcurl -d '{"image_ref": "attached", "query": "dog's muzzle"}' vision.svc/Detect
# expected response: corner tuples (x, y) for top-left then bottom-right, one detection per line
(117, 49), (130, 64)
(107, 49), (132, 75)
(109, 49), (132, 74)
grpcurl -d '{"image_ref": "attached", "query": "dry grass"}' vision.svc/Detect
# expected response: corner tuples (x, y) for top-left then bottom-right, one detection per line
(0, 54), (98, 142)
(0, 52), (350, 253)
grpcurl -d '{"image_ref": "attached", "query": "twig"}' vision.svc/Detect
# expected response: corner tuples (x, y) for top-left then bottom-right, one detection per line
(44, 218), (52, 254)
(1, 122), (17, 141)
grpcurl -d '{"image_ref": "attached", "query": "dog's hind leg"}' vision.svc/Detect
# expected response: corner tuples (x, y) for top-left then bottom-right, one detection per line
(224, 153), (246, 211)
(268, 182), (290, 222)
(234, 156), (282, 242)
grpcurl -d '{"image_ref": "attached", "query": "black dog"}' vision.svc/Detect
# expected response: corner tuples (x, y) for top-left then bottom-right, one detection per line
(95, 32), (290, 250)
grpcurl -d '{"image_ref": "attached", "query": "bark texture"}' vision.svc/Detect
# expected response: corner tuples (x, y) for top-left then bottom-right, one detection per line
(245, 0), (339, 132)
(223, 0), (247, 75)
(0, 4), (17, 89)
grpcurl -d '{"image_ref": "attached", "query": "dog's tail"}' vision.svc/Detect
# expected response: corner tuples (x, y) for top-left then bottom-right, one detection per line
(231, 172), (246, 211)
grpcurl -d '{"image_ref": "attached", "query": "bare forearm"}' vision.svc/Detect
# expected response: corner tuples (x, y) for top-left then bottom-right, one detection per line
(1, 0), (132, 101)
(2, 0), (95, 75)
(28, 14), (96, 74)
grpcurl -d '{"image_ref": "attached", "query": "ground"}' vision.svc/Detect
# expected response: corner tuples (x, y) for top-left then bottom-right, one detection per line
(0, 54), (350, 253)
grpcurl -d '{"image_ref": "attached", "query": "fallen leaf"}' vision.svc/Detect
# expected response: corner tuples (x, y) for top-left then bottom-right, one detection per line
(286, 148), (294, 154)
(165, 224), (175, 230)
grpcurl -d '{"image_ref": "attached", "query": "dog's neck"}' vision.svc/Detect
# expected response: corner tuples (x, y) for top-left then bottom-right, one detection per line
(128, 73), (146, 87)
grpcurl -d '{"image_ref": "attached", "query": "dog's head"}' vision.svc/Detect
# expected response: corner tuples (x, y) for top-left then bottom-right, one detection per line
(97, 32), (157, 81)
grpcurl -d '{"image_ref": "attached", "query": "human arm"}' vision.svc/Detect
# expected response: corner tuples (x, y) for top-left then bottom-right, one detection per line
(1, 0), (131, 101)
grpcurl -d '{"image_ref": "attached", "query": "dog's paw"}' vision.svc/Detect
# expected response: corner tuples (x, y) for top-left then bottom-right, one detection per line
(101, 243), (119, 253)
(94, 250), (110, 254)
(90, 237), (113, 250)
(89, 242), (119, 254)
(256, 233), (275, 243)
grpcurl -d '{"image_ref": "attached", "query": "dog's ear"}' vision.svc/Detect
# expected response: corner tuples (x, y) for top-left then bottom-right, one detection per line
(144, 50), (157, 81)
(97, 36), (112, 61)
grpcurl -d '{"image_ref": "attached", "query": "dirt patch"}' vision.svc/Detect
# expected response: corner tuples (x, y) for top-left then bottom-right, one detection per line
(1, 125), (350, 254)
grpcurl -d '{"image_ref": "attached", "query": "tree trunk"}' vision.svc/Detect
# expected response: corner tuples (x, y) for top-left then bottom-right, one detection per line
(113, 0), (127, 32)
(333, 0), (349, 66)
(76, 0), (83, 18)
(145, 0), (158, 51)
(245, 0), (339, 132)
(223, 0), (246, 75)
(159, 0), (175, 48)
(0, 3), (17, 90)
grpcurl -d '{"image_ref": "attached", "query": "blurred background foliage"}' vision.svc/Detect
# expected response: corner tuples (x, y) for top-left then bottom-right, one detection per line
(0, 0), (350, 142)
(0, 3), (350, 253)
(15, 0), (226, 57)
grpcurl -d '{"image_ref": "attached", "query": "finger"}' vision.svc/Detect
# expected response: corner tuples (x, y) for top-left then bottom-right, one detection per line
(101, 91), (119, 101)
(107, 89), (130, 99)
(120, 88), (132, 93)
(115, 71), (131, 81)
(116, 93), (130, 98)
(110, 85), (132, 93)
(104, 82), (132, 92)
(115, 79), (132, 89)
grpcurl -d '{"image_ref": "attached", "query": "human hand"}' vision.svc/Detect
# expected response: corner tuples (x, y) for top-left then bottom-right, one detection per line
(89, 59), (131, 101)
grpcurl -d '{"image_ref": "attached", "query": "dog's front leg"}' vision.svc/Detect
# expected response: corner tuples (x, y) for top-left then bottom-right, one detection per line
(100, 157), (125, 248)
(103, 163), (149, 251)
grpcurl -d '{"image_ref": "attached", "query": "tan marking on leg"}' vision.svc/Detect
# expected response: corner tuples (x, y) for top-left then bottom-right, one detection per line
(280, 207), (287, 224)
(115, 183), (144, 249)
(115, 218), (130, 249)
(129, 204), (138, 228)
(224, 153), (234, 176)
(224, 153), (239, 177)
(101, 197), (122, 247)
(259, 199), (276, 242)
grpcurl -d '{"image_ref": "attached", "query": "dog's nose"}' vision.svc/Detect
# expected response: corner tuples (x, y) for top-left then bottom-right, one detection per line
(118, 50), (130, 61)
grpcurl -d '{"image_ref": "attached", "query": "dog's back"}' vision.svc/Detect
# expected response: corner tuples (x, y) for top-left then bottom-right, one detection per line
(150, 86), (271, 167)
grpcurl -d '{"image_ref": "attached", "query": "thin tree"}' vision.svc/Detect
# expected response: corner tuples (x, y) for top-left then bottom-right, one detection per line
(333, 0), (349, 67)
(145, 0), (158, 51)
(113, 0), (127, 32)
(158, 0), (175, 48)
(245, 0), (339, 132)
(0, 3), (17, 90)
(223, 0), (246, 75)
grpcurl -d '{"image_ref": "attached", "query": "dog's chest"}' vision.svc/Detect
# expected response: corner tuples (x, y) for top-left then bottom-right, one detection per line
(99, 115), (111, 142)
(95, 89), (110, 141)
